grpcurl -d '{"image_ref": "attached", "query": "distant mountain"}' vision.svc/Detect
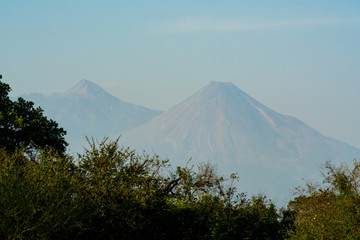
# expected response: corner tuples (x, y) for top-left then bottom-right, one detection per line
(121, 82), (360, 203)
(22, 80), (161, 153)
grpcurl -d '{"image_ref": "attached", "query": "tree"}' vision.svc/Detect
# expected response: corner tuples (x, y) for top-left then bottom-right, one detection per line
(74, 137), (172, 239)
(288, 160), (360, 239)
(0, 80), (68, 156)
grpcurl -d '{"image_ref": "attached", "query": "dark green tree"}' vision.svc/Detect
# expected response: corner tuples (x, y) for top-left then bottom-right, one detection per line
(0, 80), (67, 156)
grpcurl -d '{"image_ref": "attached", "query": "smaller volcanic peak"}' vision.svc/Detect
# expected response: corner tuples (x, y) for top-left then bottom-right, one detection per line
(68, 79), (96, 94)
(20, 80), (161, 153)
(64, 79), (114, 100)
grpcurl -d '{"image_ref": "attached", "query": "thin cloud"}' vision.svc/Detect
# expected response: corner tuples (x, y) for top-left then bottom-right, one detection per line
(162, 16), (356, 33)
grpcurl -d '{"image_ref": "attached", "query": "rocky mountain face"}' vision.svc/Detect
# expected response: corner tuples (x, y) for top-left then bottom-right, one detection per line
(120, 81), (360, 203)
(21, 80), (161, 153)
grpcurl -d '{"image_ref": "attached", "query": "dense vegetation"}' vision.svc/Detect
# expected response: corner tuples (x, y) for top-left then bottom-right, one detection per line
(0, 138), (291, 239)
(2, 79), (360, 239)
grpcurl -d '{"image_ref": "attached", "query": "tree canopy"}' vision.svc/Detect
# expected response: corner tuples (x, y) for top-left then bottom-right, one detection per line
(0, 80), (68, 156)
(0, 137), (288, 239)
(287, 160), (360, 239)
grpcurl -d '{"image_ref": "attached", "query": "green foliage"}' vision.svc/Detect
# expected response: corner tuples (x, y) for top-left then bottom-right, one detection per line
(0, 137), (288, 239)
(74, 137), (171, 239)
(211, 194), (285, 240)
(288, 160), (360, 239)
(0, 148), (80, 239)
(0, 80), (67, 156)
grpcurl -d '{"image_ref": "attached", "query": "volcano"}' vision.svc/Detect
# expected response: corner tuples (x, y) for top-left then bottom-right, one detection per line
(121, 82), (360, 202)
(22, 80), (161, 152)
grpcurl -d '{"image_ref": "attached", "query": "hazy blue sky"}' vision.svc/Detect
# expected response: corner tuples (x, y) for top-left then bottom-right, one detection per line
(1, 1), (360, 148)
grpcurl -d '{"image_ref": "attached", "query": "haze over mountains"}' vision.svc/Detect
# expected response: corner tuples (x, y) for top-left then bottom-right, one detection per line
(22, 80), (161, 152)
(22, 80), (360, 203)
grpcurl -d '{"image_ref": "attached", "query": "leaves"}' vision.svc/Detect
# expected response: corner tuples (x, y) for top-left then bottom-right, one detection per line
(0, 138), (287, 239)
(0, 80), (68, 156)
(288, 160), (360, 239)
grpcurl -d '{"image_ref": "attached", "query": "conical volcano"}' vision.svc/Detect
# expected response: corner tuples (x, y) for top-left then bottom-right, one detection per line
(121, 82), (360, 201)
(21, 80), (161, 152)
